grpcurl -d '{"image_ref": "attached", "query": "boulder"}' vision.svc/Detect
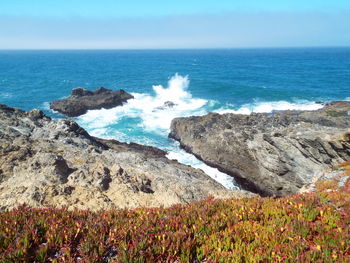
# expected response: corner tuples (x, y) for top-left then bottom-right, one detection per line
(50, 87), (134, 117)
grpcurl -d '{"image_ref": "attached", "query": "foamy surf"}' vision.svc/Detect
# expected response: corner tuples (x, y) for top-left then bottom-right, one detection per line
(215, 100), (324, 115)
(75, 73), (329, 190)
(78, 73), (209, 136)
(166, 145), (239, 190)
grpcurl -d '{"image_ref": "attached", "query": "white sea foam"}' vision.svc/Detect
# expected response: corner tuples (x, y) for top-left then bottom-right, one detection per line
(78, 73), (208, 135)
(166, 147), (239, 190)
(139, 74), (208, 132)
(215, 100), (324, 115)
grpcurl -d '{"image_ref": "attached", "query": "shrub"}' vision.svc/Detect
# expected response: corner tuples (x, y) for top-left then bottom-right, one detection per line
(1, 187), (350, 262)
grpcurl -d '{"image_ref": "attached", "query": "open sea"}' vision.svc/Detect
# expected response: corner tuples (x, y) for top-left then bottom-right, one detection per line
(1, 48), (349, 188)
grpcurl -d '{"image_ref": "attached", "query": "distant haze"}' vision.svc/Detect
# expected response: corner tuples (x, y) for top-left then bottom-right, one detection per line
(0, 0), (349, 49)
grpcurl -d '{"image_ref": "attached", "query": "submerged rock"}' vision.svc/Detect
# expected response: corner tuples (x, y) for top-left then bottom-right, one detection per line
(169, 101), (350, 197)
(50, 87), (134, 117)
(0, 104), (252, 211)
(153, 101), (177, 112)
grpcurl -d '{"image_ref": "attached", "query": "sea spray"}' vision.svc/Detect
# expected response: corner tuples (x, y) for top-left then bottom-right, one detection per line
(78, 74), (208, 134)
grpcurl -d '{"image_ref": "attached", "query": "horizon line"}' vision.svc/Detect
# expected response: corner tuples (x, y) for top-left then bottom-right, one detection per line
(1, 46), (350, 51)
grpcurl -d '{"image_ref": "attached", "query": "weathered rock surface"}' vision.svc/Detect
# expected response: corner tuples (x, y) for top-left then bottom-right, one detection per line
(50, 87), (134, 117)
(0, 104), (252, 211)
(169, 101), (350, 197)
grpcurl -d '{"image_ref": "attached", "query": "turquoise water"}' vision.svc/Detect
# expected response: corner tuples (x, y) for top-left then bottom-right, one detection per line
(1, 48), (349, 188)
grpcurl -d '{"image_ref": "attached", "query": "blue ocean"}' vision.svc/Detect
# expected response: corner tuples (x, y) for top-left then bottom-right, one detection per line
(1, 48), (349, 188)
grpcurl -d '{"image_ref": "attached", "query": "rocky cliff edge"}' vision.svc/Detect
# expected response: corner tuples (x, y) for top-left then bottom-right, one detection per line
(0, 104), (252, 210)
(170, 101), (350, 196)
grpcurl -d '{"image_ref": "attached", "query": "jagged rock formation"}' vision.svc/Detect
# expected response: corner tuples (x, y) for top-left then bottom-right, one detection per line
(169, 101), (350, 197)
(0, 104), (252, 211)
(50, 87), (134, 117)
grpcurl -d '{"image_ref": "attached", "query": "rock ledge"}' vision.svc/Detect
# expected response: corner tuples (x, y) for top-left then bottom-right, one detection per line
(169, 101), (350, 197)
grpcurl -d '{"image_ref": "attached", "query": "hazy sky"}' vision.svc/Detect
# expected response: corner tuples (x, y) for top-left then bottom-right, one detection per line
(0, 0), (349, 49)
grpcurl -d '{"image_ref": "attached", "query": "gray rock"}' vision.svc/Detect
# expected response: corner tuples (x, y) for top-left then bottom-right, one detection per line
(0, 104), (253, 210)
(50, 87), (134, 117)
(169, 101), (350, 197)
(153, 101), (177, 112)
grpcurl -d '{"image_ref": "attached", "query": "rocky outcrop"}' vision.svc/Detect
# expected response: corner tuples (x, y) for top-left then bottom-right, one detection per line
(153, 101), (177, 111)
(169, 101), (350, 197)
(0, 104), (252, 211)
(50, 87), (134, 117)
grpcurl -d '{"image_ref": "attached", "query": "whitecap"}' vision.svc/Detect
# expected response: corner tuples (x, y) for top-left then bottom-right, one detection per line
(215, 100), (324, 115)
(0, 92), (13, 98)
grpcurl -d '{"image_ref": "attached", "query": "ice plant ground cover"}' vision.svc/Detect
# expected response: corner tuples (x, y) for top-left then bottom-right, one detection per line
(1, 162), (350, 262)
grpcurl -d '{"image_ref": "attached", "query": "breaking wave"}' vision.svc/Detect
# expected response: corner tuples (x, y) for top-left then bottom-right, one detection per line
(78, 73), (208, 134)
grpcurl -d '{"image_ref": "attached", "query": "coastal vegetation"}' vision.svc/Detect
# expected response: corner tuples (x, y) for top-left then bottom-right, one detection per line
(1, 163), (349, 262)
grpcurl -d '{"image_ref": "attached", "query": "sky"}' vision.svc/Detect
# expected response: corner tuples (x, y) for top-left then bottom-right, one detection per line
(0, 0), (349, 49)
